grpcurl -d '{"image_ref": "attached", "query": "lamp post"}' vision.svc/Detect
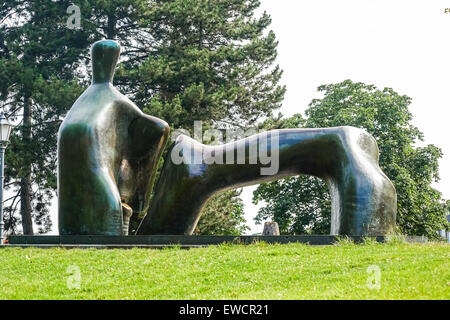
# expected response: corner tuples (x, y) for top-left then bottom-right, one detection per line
(0, 112), (13, 244)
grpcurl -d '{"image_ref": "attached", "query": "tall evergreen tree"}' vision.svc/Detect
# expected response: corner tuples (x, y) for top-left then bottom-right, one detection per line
(1, 0), (284, 234)
(127, 0), (285, 129)
(0, 0), (89, 234)
(126, 0), (285, 232)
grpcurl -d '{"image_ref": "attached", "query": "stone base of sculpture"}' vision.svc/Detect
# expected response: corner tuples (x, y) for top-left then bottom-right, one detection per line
(8, 235), (428, 248)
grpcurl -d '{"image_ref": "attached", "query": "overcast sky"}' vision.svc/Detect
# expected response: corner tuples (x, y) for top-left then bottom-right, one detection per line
(243, 0), (450, 234)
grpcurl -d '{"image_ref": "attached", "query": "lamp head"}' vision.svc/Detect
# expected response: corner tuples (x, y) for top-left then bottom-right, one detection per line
(0, 112), (12, 146)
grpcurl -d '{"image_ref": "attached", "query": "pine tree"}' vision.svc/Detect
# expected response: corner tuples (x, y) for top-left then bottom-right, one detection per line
(122, 0), (285, 232)
(127, 0), (285, 130)
(0, 0), (154, 234)
(1, 0), (285, 235)
(0, 0), (89, 234)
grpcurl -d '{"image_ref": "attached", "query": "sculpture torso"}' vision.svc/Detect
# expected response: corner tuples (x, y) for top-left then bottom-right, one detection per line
(60, 83), (141, 180)
(58, 40), (169, 235)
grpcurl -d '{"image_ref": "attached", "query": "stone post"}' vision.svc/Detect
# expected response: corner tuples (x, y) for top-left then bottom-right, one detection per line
(263, 222), (280, 236)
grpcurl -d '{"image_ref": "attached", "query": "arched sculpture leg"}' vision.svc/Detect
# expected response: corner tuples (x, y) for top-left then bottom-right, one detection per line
(58, 40), (169, 235)
(137, 126), (397, 236)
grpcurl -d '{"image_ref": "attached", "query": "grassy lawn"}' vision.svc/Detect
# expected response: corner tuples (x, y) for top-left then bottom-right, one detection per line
(0, 240), (448, 299)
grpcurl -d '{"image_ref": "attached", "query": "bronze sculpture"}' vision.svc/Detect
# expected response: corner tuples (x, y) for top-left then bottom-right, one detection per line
(58, 40), (397, 236)
(137, 128), (397, 236)
(58, 40), (169, 235)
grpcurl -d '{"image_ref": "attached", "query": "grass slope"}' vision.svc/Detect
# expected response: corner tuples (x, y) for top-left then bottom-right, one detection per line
(0, 241), (448, 299)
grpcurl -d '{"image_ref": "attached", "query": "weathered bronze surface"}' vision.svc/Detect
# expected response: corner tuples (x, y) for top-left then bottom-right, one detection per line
(58, 40), (397, 237)
(58, 40), (169, 235)
(137, 127), (397, 236)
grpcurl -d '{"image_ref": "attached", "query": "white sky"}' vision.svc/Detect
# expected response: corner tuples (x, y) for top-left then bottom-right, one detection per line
(29, 0), (450, 235)
(243, 0), (450, 234)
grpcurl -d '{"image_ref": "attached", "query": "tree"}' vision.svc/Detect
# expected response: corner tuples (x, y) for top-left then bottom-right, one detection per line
(0, 0), (177, 234)
(127, 0), (285, 130)
(0, 0), (90, 234)
(127, 0), (285, 233)
(195, 189), (248, 235)
(253, 80), (450, 238)
(1, 0), (285, 235)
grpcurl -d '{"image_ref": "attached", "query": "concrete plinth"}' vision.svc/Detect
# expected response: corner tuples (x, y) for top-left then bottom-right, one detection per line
(4, 235), (428, 249)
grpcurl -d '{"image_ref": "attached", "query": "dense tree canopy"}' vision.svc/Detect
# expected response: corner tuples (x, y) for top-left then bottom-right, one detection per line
(0, 0), (284, 235)
(195, 190), (248, 235)
(123, 0), (285, 130)
(254, 80), (450, 239)
(0, 0), (90, 233)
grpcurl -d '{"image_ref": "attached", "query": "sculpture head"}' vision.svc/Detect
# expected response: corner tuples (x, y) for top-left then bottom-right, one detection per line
(91, 40), (120, 84)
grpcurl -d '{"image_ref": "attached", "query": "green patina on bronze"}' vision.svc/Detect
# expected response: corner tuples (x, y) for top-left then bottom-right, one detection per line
(58, 40), (397, 236)
(137, 128), (397, 236)
(58, 40), (169, 235)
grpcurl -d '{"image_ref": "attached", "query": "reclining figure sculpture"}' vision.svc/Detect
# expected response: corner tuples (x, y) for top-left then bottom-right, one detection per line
(137, 128), (397, 236)
(58, 40), (397, 236)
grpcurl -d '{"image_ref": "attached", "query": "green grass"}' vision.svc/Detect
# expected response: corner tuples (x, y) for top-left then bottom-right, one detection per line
(0, 241), (448, 299)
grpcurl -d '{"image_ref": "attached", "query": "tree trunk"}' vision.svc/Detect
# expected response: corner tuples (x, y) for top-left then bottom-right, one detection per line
(20, 96), (33, 235)
(20, 177), (33, 235)
(106, 12), (116, 39)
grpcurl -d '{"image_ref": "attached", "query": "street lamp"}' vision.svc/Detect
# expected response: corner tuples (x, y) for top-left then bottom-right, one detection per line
(0, 112), (13, 244)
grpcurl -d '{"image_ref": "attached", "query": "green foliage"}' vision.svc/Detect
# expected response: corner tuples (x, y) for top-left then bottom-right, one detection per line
(1, 0), (284, 234)
(254, 176), (330, 234)
(195, 189), (249, 235)
(129, 0), (285, 233)
(126, 0), (285, 129)
(254, 80), (450, 238)
(0, 0), (91, 233)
